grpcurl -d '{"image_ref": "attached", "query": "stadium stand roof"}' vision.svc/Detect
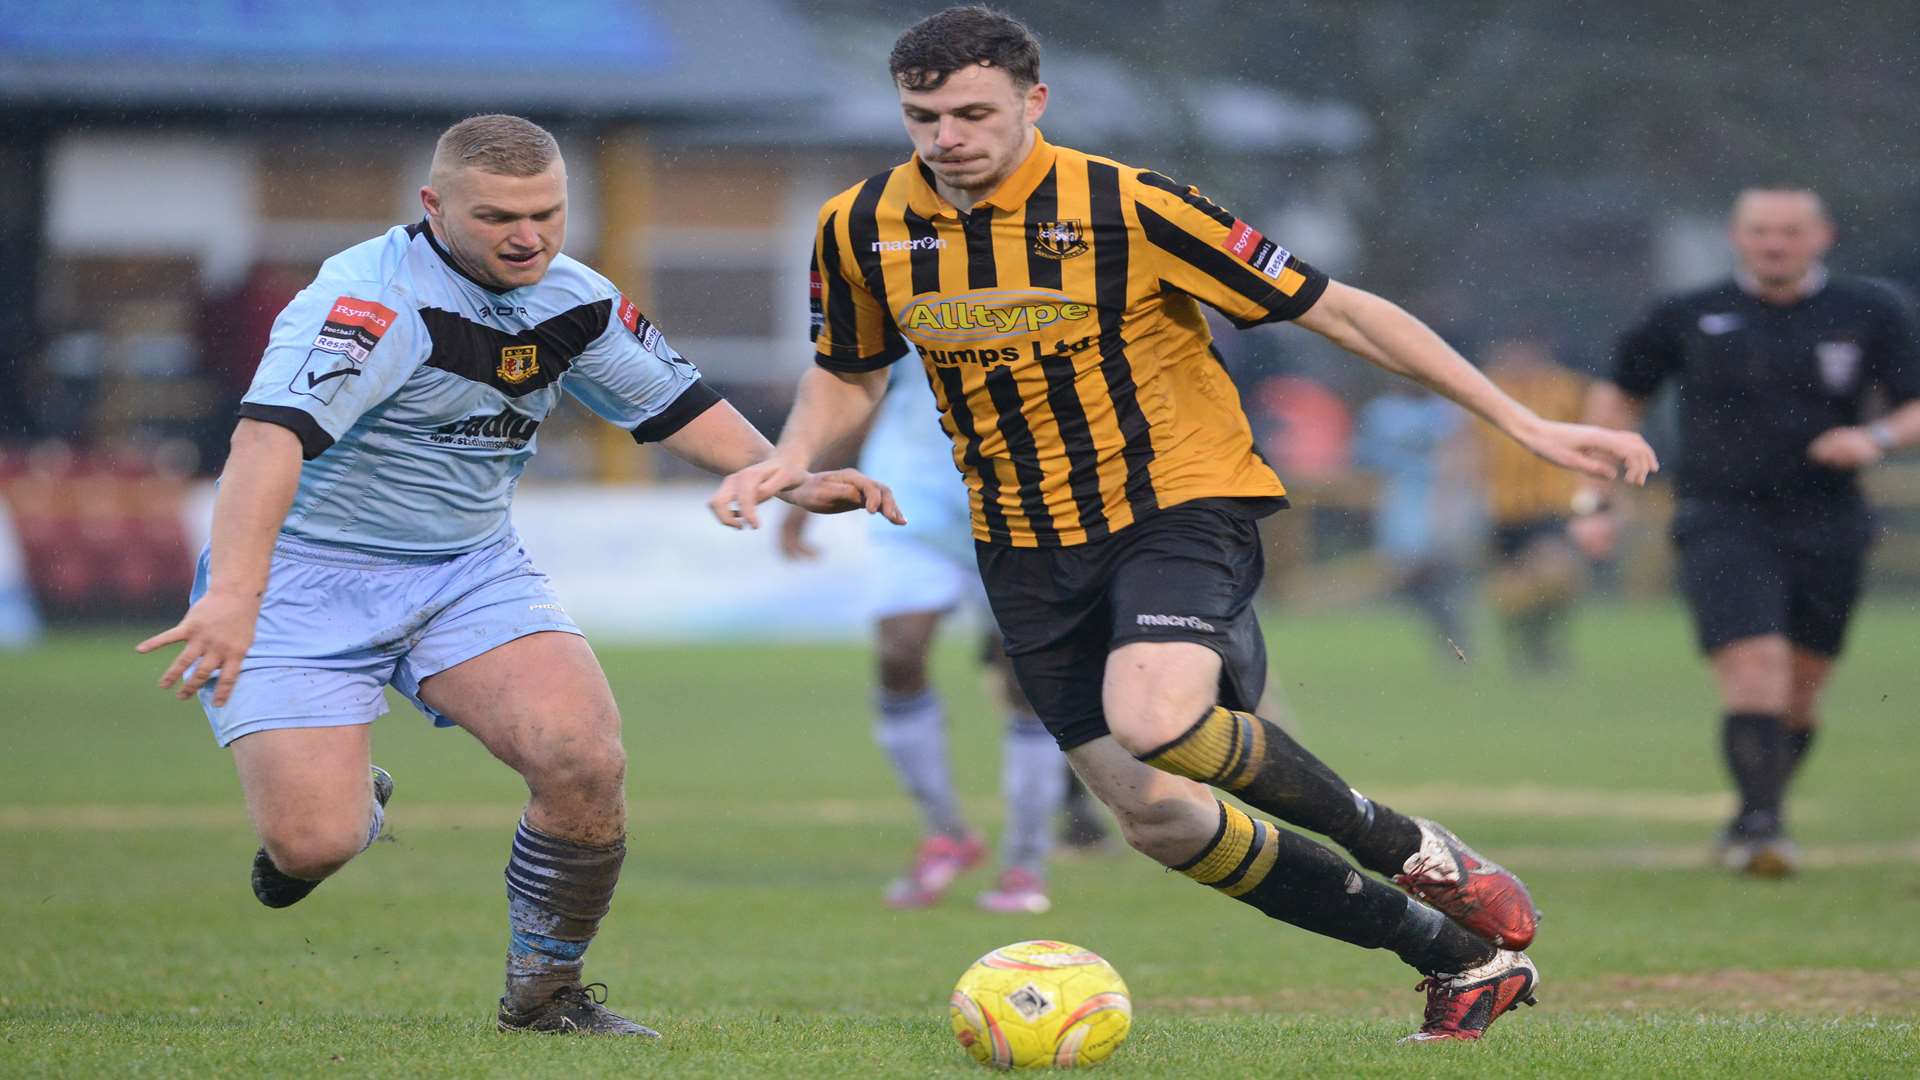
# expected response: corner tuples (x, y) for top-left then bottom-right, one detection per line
(0, 0), (833, 115)
(0, 2), (1368, 152)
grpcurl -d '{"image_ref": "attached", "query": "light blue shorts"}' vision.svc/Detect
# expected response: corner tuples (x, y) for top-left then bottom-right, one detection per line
(193, 531), (581, 747)
(866, 528), (985, 621)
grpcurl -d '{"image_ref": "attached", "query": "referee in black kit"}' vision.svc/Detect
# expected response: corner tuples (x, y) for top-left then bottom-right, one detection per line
(1571, 187), (1920, 876)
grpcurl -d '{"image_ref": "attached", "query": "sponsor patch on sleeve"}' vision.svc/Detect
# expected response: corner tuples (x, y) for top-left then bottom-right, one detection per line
(1224, 220), (1292, 281)
(615, 294), (665, 352)
(808, 271), (825, 339)
(312, 296), (397, 362)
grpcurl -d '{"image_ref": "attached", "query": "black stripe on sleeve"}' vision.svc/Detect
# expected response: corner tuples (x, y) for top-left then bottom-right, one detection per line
(846, 175), (908, 362)
(816, 207), (910, 371)
(905, 211), (943, 296)
(983, 365), (1058, 545)
(1135, 171), (1237, 228)
(1023, 166), (1063, 291)
(819, 212), (860, 355)
(1135, 204), (1325, 326)
(933, 364), (1009, 544)
(629, 379), (723, 443)
(238, 402), (334, 460)
(1037, 341), (1109, 541)
(1087, 159), (1158, 519)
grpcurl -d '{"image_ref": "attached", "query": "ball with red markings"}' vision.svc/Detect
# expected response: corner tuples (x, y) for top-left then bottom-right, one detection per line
(948, 940), (1132, 1069)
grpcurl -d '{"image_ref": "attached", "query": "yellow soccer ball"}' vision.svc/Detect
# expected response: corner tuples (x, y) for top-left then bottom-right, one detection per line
(948, 940), (1132, 1069)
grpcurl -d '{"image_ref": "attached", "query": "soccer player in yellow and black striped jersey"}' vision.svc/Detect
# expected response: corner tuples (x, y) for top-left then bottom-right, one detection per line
(1474, 340), (1590, 677)
(710, 5), (1658, 1042)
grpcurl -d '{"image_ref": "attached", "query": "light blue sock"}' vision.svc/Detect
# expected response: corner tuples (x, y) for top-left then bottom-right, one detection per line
(875, 689), (966, 837)
(1000, 711), (1066, 875)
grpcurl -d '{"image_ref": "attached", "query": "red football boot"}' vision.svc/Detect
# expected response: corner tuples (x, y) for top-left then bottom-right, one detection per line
(1395, 818), (1540, 949)
(1402, 950), (1539, 1042)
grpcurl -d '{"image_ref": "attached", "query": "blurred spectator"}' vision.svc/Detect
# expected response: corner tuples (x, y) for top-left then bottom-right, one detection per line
(1255, 376), (1353, 483)
(195, 262), (309, 471)
(1472, 339), (1588, 676)
(1353, 387), (1478, 661)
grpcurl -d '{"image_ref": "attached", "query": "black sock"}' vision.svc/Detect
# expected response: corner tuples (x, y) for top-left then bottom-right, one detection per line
(1722, 712), (1788, 823)
(1380, 894), (1500, 975)
(1174, 802), (1494, 974)
(1784, 726), (1817, 780)
(1140, 706), (1422, 876)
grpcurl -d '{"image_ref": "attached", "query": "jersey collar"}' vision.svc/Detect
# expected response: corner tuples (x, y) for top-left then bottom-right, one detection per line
(907, 129), (1057, 219)
(1735, 263), (1828, 306)
(414, 217), (514, 295)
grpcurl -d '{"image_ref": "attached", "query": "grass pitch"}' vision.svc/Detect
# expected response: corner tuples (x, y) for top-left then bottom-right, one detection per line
(3, 602), (1917, 1077)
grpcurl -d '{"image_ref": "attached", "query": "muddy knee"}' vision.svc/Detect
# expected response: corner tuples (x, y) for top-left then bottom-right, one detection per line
(524, 734), (627, 840)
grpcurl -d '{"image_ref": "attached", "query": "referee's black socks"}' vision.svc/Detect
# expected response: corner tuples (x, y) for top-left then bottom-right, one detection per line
(1785, 726), (1817, 779)
(1140, 705), (1422, 876)
(1722, 711), (1790, 830)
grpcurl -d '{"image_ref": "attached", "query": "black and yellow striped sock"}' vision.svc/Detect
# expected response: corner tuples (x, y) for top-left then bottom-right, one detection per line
(1175, 801), (1492, 974)
(1142, 705), (1421, 876)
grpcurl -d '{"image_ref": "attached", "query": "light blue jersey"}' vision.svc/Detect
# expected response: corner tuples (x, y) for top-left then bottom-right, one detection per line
(859, 358), (973, 561)
(239, 221), (716, 555)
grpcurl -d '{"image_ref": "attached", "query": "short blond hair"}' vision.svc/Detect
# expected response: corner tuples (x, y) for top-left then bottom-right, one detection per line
(429, 114), (561, 186)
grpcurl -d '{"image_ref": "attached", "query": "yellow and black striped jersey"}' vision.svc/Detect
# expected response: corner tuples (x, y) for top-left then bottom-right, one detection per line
(1476, 364), (1587, 525)
(809, 131), (1328, 548)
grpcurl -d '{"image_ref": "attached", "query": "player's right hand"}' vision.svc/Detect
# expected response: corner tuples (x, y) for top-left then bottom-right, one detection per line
(1521, 419), (1660, 485)
(135, 590), (261, 707)
(709, 458), (811, 530)
(777, 504), (819, 561)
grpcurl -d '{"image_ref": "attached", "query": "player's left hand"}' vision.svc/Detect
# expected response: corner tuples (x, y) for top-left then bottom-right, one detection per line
(1806, 426), (1884, 470)
(781, 468), (906, 523)
(1520, 419), (1660, 484)
(135, 589), (261, 707)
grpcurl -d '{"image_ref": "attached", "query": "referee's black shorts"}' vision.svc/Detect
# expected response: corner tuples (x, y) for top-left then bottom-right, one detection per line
(976, 497), (1279, 752)
(1671, 497), (1874, 658)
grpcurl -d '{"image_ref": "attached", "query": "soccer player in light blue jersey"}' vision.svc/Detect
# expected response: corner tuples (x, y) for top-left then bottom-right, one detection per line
(137, 115), (900, 1037)
(778, 363), (1106, 915)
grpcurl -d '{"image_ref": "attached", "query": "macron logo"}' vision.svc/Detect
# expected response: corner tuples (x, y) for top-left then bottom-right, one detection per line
(870, 237), (947, 252)
(1136, 613), (1216, 633)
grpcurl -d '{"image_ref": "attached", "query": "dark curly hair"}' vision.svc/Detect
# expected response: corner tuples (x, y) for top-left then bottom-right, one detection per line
(889, 5), (1041, 92)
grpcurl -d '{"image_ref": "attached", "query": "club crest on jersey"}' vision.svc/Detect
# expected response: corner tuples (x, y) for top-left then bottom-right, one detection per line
(1816, 340), (1862, 393)
(497, 344), (539, 384)
(1031, 219), (1088, 260)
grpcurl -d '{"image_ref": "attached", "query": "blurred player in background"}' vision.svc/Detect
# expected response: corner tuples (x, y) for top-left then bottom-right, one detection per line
(137, 115), (897, 1036)
(712, 6), (1658, 1042)
(1352, 386), (1476, 662)
(779, 361), (1108, 914)
(1576, 187), (1920, 876)
(1474, 340), (1588, 676)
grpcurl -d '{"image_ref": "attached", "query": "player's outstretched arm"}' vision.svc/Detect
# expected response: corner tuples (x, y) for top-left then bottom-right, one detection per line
(1295, 281), (1659, 485)
(135, 419), (303, 706)
(706, 366), (896, 530)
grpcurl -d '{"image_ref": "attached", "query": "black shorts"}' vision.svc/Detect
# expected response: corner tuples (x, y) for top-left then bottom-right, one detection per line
(1491, 515), (1570, 560)
(976, 498), (1278, 752)
(1671, 497), (1874, 657)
